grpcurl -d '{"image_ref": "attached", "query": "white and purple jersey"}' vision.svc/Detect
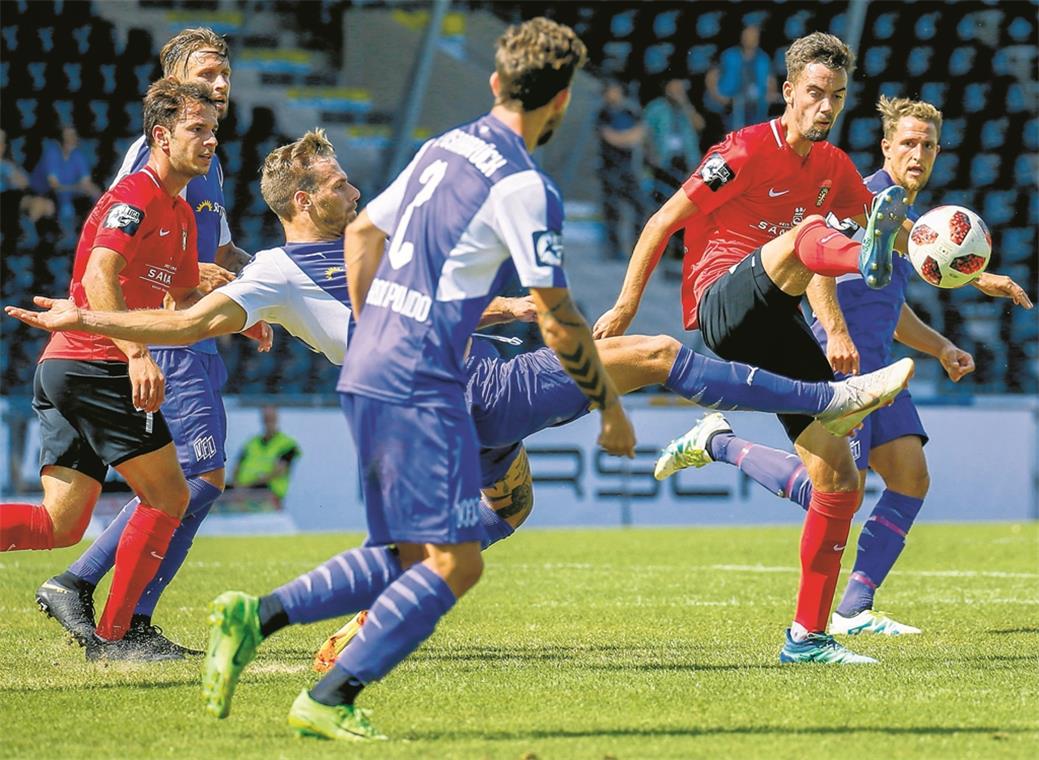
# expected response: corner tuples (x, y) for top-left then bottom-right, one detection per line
(815, 169), (920, 372)
(337, 113), (568, 407)
(113, 136), (232, 354)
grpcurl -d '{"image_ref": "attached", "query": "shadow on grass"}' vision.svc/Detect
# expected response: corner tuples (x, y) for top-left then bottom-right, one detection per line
(1, 677), (196, 694)
(412, 725), (1036, 742)
(987, 627), (1039, 635)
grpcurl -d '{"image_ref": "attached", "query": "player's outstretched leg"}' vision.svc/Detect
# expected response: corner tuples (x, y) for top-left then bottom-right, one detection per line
(815, 357), (914, 435)
(202, 591), (263, 718)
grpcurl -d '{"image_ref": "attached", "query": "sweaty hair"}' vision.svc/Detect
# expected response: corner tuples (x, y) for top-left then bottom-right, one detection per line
(160, 27), (229, 78)
(495, 17), (587, 110)
(877, 94), (943, 140)
(142, 78), (217, 148)
(785, 32), (855, 83)
(261, 128), (337, 220)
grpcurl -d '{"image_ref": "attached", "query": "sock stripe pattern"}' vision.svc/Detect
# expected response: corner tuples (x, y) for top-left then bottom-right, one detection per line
(273, 546), (401, 626)
(335, 562), (456, 684)
(836, 489), (924, 617)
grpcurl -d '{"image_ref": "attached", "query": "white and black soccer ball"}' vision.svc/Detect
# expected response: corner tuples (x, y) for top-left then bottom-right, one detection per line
(907, 205), (992, 288)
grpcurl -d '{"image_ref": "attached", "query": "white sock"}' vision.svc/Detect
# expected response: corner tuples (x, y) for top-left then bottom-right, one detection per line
(790, 621), (811, 642)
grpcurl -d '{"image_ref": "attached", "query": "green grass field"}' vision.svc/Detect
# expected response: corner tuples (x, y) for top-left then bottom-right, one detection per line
(2, 523), (1037, 759)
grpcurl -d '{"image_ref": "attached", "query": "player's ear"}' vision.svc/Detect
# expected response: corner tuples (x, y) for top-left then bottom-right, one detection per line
(782, 80), (794, 107)
(154, 125), (171, 153)
(489, 71), (500, 98)
(552, 86), (572, 111)
(293, 189), (311, 213)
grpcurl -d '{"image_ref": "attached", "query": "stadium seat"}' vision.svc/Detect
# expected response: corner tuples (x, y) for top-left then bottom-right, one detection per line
(981, 190), (1017, 227)
(863, 46), (891, 78)
(907, 47), (933, 78)
(871, 11), (897, 41)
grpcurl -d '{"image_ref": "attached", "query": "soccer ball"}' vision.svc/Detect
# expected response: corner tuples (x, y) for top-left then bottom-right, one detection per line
(907, 205), (992, 288)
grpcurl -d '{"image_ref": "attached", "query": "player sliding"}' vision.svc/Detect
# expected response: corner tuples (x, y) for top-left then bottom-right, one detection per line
(654, 95), (1033, 636)
(0, 80), (219, 660)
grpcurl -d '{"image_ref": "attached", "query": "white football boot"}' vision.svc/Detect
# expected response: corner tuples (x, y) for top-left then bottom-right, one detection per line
(817, 358), (915, 437)
(830, 609), (922, 636)
(654, 412), (731, 481)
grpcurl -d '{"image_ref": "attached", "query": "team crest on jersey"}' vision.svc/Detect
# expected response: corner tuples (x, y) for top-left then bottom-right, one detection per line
(699, 152), (735, 191)
(816, 180), (832, 207)
(102, 204), (144, 236)
(533, 230), (564, 267)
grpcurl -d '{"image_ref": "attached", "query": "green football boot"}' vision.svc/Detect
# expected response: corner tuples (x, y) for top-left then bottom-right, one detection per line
(779, 628), (878, 664)
(202, 591), (263, 718)
(859, 184), (908, 289)
(287, 689), (388, 741)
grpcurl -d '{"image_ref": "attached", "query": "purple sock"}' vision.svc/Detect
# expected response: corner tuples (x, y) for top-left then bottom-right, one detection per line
(273, 546), (401, 625)
(837, 489), (924, 617)
(665, 346), (834, 415)
(334, 562), (456, 684)
(135, 478), (222, 617)
(68, 477), (221, 587)
(710, 433), (813, 509)
(478, 503), (514, 550)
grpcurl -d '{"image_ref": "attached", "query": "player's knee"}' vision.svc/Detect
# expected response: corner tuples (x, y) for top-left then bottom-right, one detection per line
(429, 548), (484, 594)
(646, 334), (681, 370)
(198, 468), (226, 493)
(150, 480), (190, 519)
(46, 507), (91, 548)
(884, 467), (929, 499)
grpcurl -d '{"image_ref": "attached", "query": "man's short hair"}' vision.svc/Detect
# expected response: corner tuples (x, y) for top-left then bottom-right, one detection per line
(160, 27), (229, 78)
(494, 17), (587, 110)
(785, 32), (855, 83)
(260, 128), (336, 221)
(142, 78), (218, 148)
(877, 94), (943, 140)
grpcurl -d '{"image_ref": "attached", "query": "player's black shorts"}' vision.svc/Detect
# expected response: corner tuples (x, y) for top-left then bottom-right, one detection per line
(32, 359), (173, 484)
(698, 248), (834, 443)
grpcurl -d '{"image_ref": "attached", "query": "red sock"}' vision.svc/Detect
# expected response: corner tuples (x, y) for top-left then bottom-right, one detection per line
(794, 490), (862, 633)
(1, 503), (55, 551)
(794, 217), (861, 277)
(95, 504), (180, 640)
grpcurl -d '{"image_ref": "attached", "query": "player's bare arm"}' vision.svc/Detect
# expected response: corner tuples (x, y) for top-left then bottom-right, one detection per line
(477, 296), (537, 327)
(82, 246), (165, 412)
(344, 208), (387, 317)
(893, 303), (974, 382)
(8, 291), (251, 348)
(592, 189), (699, 339)
(531, 287), (635, 457)
(806, 276), (860, 375)
(215, 241), (253, 275)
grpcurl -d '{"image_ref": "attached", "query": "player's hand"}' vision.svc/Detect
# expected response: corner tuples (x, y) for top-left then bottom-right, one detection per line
(4, 296), (83, 332)
(592, 305), (634, 339)
(504, 295), (538, 323)
(939, 344), (975, 382)
(198, 262), (236, 294)
(242, 320), (274, 352)
(128, 353), (165, 413)
(826, 330), (860, 375)
(598, 402), (636, 458)
(971, 271), (1033, 308)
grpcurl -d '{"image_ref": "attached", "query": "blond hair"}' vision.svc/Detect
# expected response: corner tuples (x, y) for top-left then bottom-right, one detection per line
(142, 78), (217, 148)
(160, 27), (229, 78)
(260, 129), (337, 220)
(785, 32), (854, 83)
(495, 17), (587, 110)
(877, 94), (943, 140)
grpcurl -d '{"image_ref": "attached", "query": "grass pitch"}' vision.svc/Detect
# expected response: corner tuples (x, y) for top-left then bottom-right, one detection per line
(1, 523), (1037, 759)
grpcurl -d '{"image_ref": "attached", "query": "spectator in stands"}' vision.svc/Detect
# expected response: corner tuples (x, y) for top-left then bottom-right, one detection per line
(0, 128), (56, 224)
(232, 407), (301, 509)
(644, 78), (705, 198)
(597, 81), (647, 260)
(31, 124), (101, 233)
(706, 24), (778, 130)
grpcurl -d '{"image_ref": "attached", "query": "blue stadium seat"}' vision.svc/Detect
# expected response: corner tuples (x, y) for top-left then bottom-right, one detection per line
(969, 154), (1001, 188)
(695, 11), (722, 39)
(980, 118), (1009, 151)
(62, 62), (82, 94)
(999, 228), (1036, 265)
(610, 10), (635, 38)
(907, 47), (933, 78)
(863, 46), (891, 78)
(982, 190), (1017, 227)
(652, 10), (678, 39)
(928, 154), (958, 187)
(915, 11), (940, 40)
(1013, 155), (1036, 188)
(829, 12), (847, 38)
(941, 118), (965, 150)
(878, 81), (905, 99)
(643, 42), (674, 75)
(1008, 14), (1034, 43)
(15, 99), (37, 129)
(848, 118), (879, 150)
(686, 45), (717, 75)
(784, 10), (811, 40)
(872, 11), (897, 40)
(948, 47), (976, 78)
(963, 82), (989, 114)
(1005, 83), (1028, 114)
(918, 82), (946, 110)
(940, 189), (975, 210)
(1029, 192), (1039, 226)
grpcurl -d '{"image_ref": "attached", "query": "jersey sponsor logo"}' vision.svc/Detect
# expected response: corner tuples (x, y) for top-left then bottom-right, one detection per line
(699, 152), (735, 191)
(815, 180), (833, 207)
(768, 188), (789, 197)
(142, 264), (176, 289)
(324, 265), (345, 280)
(532, 230), (564, 267)
(195, 198), (226, 217)
(193, 434), (217, 462)
(454, 496), (481, 529)
(754, 206), (806, 237)
(102, 203), (144, 236)
(366, 277), (432, 322)
(159, 228), (171, 237)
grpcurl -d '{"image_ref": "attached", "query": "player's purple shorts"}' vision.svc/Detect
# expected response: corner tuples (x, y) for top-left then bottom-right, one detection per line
(340, 392), (484, 546)
(153, 348), (228, 478)
(848, 388), (928, 470)
(466, 340), (590, 487)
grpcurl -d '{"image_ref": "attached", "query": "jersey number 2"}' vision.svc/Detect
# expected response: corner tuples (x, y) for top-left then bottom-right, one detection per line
(388, 159), (448, 270)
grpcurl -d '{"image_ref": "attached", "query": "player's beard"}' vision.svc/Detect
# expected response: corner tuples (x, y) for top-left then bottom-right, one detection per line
(804, 124), (833, 142)
(537, 110), (565, 146)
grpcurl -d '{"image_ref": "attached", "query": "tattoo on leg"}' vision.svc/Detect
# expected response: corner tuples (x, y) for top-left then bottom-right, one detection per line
(494, 483), (532, 520)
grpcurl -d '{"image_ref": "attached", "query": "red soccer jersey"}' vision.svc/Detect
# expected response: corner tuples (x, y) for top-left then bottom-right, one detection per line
(679, 118), (874, 329)
(40, 166), (199, 362)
